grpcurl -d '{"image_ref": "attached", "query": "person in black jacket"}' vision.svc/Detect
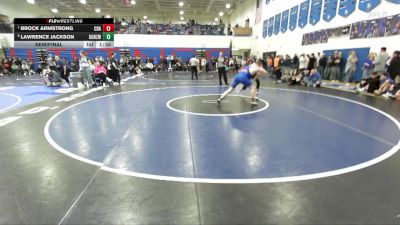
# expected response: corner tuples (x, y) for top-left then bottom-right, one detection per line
(318, 53), (327, 79)
(356, 72), (380, 93)
(387, 51), (400, 81)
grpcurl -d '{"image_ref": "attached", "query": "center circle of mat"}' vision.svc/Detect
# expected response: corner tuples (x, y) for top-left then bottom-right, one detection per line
(167, 94), (269, 116)
(44, 86), (400, 183)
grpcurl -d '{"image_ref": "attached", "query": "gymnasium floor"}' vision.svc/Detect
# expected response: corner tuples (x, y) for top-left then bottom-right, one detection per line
(1, 72), (400, 224)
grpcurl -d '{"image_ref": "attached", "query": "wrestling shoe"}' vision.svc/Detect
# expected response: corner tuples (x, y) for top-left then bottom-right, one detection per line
(250, 99), (258, 106)
(217, 98), (222, 103)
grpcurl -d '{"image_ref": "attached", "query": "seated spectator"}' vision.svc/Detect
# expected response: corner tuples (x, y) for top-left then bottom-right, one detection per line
(21, 60), (30, 76)
(356, 72), (380, 93)
(303, 69), (322, 87)
(289, 69), (309, 85)
(374, 72), (394, 95)
(94, 62), (108, 86)
(144, 61), (154, 73)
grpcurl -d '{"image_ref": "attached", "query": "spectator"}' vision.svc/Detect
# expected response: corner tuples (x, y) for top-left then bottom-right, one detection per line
(107, 52), (120, 84)
(94, 62), (108, 86)
(299, 54), (308, 71)
(274, 55), (282, 83)
(373, 47), (390, 73)
(356, 72), (380, 93)
(79, 50), (94, 88)
(318, 53), (327, 79)
(361, 52), (375, 79)
(374, 72), (394, 95)
(344, 50), (358, 83)
(303, 68), (322, 87)
(308, 53), (316, 70)
(387, 50), (400, 81)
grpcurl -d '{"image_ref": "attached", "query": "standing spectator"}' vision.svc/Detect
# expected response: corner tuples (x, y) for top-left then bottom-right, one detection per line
(374, 47), (390, 73)
(387, 50), (400, 81)
(318, 53), (327, 79)
(201, 58), (207, 73)
(330, 51), (342, 81)
(291, 54), (299, 76)
(217, 52), (228, 85)
(299, 54), (308, 71)
(189, 55), (199, 80)
(274, 55), (282, 83)
(307, 53), (316, 71)
(79, 50), (94, 88)
(344, 50), (358, 83)
(107, 52), (120, 84)
(362, 53), (375, 79)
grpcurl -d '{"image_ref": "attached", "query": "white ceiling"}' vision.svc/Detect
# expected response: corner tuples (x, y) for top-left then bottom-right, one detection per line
(32, 0), (246, 23)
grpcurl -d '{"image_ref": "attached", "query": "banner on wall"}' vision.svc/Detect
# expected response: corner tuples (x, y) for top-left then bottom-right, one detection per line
(350, 15), (399, 39)
(328, 25), (350, 38)
(310, 0), (323, 25)
(385, 14), (400, 36)
(323, 0), (339, 22)
(302, 30), (328, 45)
(268, 17), (274, 36)
(290, 5), (299, 31)
(386, 0), (400, 3)
(263, 20), (268, 38)
(281, 10), (290, 33)
(274, 13), (281, 35)
(358, 0), (381, 12)
(338, 0), (356, 17)
(298, 0), (310, 28)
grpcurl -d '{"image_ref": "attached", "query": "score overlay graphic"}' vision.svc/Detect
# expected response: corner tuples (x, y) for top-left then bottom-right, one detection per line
(14, 18), (114, 48)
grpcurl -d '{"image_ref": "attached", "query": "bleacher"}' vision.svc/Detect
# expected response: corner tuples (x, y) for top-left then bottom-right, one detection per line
(118, 22), (225, 35)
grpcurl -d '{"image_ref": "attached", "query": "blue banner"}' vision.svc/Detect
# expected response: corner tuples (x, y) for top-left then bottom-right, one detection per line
(263, 19), (268, 38)
(281, 10), (290, 33)
(359, 0), (381, 12)
(386, 0), (400, 3)
(323, 0), (338, 22)
(268, 17), (274, 37)
(298, 0), (310, 28)
(290, 5), (299, 31)
(310, 0), (323, 25)
(274, 13), (281, 34)
(339, 0), (356, 17)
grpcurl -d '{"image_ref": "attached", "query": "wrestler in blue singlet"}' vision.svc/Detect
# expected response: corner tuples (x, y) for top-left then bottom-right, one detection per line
(230, 65), (253, 89)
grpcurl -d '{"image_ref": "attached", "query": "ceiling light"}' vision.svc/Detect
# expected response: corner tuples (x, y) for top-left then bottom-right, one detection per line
(106, 15), (111, 18)
(131, 0), (136, 5)
(180, 16), (184, 20)
(179, 11), (184, 15)
(51, 8), (58, 13)
(226, 3), (231, 9)
(27, 0), (35, 4)
(69, 15), (74, 18)
(214, 17), (218, 22)
(219, 11), (224, 17)
(179, 2), (184, 7)
(143, 15), (148, 19)
(95, 8), (101, 13)
(79, 0), (86, 4)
